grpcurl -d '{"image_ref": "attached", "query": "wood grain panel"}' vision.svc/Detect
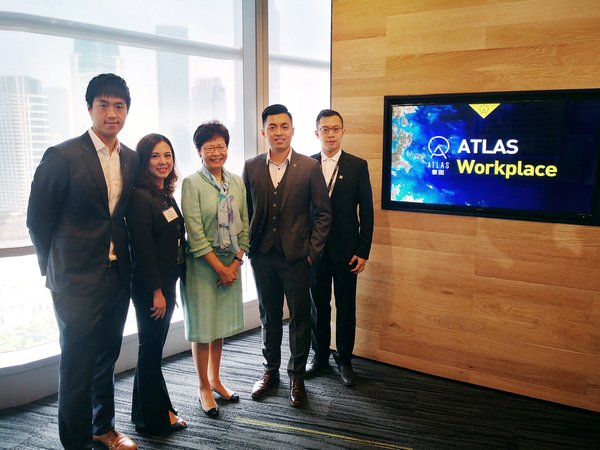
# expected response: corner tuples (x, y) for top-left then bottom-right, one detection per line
(374, 211), (477, 235)
(375, 226), (478, 256)
(332, 16), (386, 41)
(384, 0), (598, 33)
(473, 296), (599, 353)
(474, 235), (598, 267)
(386, 28), (487, 56)
(456, 274), (594, 309)
(486, 18), (600, 49)
(332, 0), (600, 411)
(376, 324), (593, 390)
(475, 257), (600, 291)
(331, 39), (387, 79)
(481, 68), (600, 91)
(385, 47), (574, 76)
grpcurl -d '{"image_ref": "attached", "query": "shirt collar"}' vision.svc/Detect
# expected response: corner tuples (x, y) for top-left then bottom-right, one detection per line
(88, 128), (121, 155)
(321, 148), (342, 162)
(266, 148), (293, 166)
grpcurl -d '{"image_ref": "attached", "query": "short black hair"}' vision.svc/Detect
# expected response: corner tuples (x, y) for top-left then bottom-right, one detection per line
(193, 120), (230, 150)
(85, 73), (131, 110)
(261, 104), (293, 127)
(316, 109), (344, 129)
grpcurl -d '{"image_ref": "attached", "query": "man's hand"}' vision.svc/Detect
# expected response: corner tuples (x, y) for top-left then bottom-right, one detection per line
(349, 255), (367, 274)
(151, 289), (167, 320)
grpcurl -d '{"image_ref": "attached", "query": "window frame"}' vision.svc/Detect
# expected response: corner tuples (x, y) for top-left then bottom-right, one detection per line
(0, 0), (332, 409)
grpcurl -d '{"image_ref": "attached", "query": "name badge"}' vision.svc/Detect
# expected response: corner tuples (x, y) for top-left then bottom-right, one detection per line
(163, 207), (178, 222)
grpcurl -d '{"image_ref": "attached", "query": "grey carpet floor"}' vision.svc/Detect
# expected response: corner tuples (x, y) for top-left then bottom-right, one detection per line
(1, 325), (599, 449)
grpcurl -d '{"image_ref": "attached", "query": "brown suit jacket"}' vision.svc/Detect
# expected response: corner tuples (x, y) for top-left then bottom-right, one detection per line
(242, 150), (331, 263)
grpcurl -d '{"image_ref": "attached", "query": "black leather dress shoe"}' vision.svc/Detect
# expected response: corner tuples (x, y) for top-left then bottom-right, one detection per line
(339, 365), (357, 386)
(251, 371), (280, 399)
(305, 359), (328, 377)
(289, 378), (307, 407)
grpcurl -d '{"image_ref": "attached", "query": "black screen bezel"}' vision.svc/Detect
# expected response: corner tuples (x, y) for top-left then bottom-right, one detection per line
(381, 89), (600, 226)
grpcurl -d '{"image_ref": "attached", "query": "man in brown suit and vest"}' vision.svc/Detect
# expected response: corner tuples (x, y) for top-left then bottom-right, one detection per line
(242, 104), (331, 407)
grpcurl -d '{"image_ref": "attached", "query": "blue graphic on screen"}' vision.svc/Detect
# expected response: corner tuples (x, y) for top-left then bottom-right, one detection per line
(389, 100), (600, 214)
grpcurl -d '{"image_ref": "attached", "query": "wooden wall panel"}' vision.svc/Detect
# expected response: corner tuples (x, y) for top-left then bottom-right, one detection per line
(331, 0), (600, 411)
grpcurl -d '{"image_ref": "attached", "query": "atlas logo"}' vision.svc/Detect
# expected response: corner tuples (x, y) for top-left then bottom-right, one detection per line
(428, 136), (450, 159)
(428, 135), (519, 156)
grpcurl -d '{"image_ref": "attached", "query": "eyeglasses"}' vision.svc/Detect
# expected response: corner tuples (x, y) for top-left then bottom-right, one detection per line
(318, 127), (343, 134)
(202, 144), (228, 154)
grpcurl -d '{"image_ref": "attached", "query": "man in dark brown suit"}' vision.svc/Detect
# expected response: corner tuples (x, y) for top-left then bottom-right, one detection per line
(242, 104), (331, 407)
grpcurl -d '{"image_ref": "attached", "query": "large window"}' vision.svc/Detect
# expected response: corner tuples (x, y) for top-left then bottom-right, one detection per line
(0, 0), (331, 359)
(268, 0), (331, 155)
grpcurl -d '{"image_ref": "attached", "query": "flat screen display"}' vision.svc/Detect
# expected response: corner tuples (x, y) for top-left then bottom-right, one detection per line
(381, 89), (600, 225)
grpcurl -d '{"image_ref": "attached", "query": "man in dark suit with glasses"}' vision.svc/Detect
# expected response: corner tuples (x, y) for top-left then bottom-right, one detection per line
(306, 109), (374, 387)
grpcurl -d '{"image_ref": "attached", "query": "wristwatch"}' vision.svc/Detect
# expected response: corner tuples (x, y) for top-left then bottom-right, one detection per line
(234, 255), (244, 265)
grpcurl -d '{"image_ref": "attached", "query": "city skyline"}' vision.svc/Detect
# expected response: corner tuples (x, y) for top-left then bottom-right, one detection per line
(0, 1), (331, 357)
(0, 31), (229, 247)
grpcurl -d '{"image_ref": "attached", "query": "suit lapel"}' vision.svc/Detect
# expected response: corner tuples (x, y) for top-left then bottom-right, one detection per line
(330, 150), (346, 200)
(281, 150), (299, 210)
(114, 147), (135, 216)
(80, 132), (110, 212)
(119, 148), (133, 192)
(251, 155), (269, 225)
(259, 153), (270, 207)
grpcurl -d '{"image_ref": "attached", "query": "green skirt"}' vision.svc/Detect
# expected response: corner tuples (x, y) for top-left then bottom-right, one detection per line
(180, 252), (244, 343)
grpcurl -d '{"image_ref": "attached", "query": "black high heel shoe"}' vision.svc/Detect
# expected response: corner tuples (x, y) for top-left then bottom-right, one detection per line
(199, 396), (219, 418)
(211, 386), (240, 403)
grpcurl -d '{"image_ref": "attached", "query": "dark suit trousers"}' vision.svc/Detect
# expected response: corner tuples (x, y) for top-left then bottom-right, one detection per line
(250, 249), (312, 379)
(51, 265), (130, 450)
(310, 249), (357, 366)
(130, 281), (176, 433)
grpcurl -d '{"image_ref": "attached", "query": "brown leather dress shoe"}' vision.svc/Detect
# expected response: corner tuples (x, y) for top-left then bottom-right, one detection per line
(251, 371), (280, 399)
(92, 430), (138, 450)
(289, 378), (307, 407)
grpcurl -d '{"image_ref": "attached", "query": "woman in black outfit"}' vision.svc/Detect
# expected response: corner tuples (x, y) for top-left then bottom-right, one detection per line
(128, 133), (187, 434)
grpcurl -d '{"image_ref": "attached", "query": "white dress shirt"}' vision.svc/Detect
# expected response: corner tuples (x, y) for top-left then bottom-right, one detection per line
(266, 148), (293, 188)
(321, 148), (341, 196)
(88, 128), (122, 260)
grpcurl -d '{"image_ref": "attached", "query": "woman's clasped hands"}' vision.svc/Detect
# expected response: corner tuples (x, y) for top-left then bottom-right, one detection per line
(216, 263), (238, 287)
